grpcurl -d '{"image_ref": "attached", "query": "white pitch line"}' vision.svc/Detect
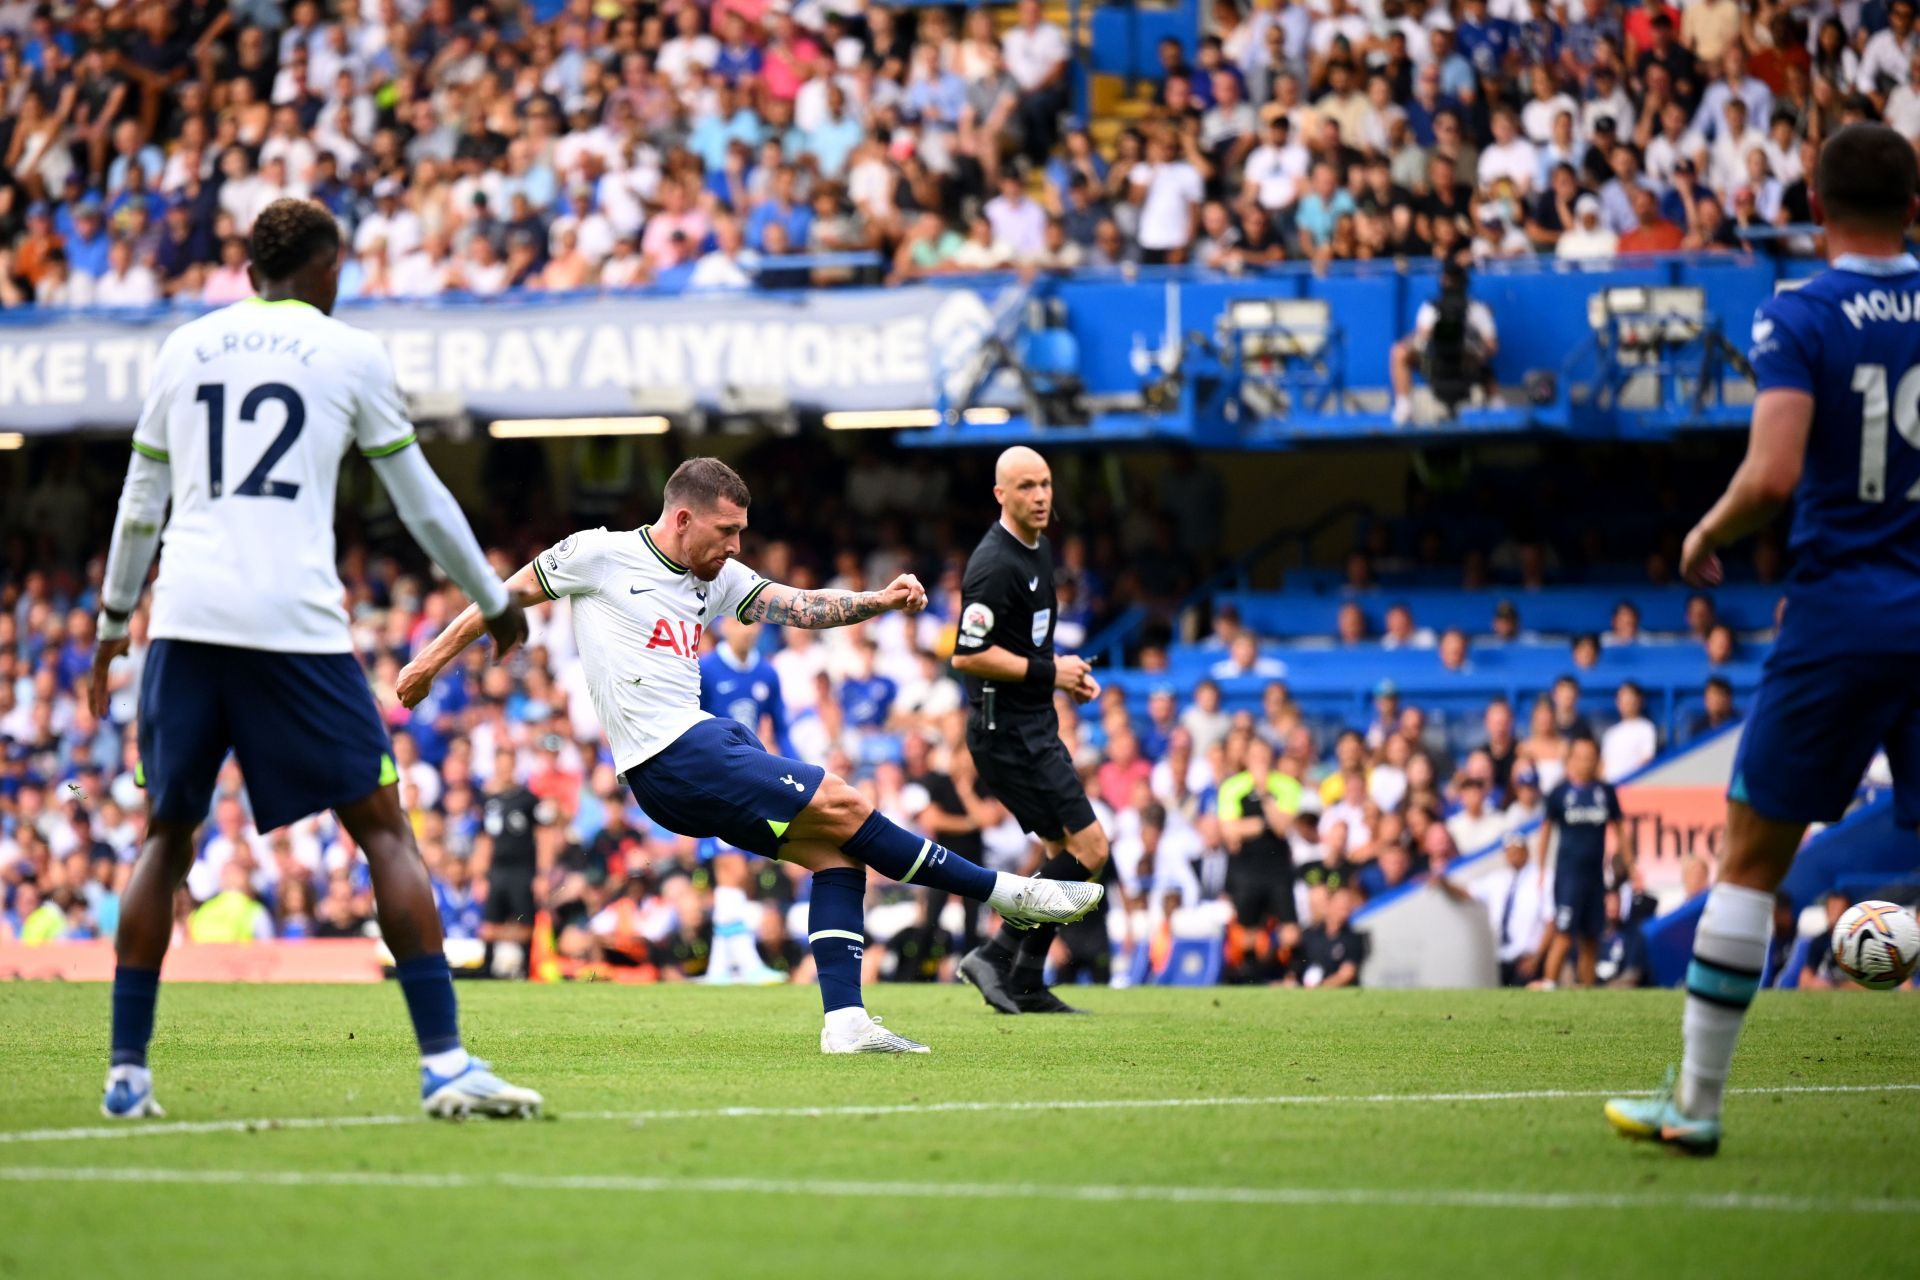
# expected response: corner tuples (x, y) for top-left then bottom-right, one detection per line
(568, 1081), (1920, 1125)
(4, 1082), (1916, 1146)
(0, 1164), (1916, 1216)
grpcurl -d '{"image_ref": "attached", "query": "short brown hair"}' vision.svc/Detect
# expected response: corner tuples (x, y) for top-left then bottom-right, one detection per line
(662, 457), (751, 512)
(1816, 124), (1918, 233)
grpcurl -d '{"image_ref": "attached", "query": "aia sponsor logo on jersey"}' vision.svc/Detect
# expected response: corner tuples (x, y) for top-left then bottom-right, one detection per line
(645, 618), (703, 659)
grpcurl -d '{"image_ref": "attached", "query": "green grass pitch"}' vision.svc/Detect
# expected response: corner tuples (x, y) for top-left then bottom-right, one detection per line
(1, 983), (1916, 1278)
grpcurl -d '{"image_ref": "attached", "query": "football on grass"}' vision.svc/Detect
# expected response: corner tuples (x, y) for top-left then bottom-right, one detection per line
(1829, 900), (1920, 991)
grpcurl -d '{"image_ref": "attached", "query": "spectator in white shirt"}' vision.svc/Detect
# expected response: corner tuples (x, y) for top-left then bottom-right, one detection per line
(1201, 70), (1259, 170)
(1129, 131), (1205, 263)
(91, 239), (159, 307)
(1244, 114), (1309, 210)
(1580, 64), (1636, 140)
(216, 146), (272, 234)
(1519, 66), (1578, 144)
(599, 234), (648, 289)
(657, 5), (719, 86)
(1209, 634), (1286, 681)
(549, 185), (617, 266)
(1857, 0), (1920, 103)
(1703, 97), (1766, 194)
(1464, 833), (1550, 985)
(1740, 148), (1784, 222)
(1884, 52), (1920, 137)
(452, 236), (510, 296)
(1477, 108), (1539, 195)
(946, 213), (1016, 271)
(1642, 99), (1698, 190)
(390, 231), (452, 298)
(1600, 681), (1659, 781)
(1556, 193), (1620, 260)
(1446, 775), (1510, 858)
(1309, 0), (1369, 60)
(983, 172), (1048, 259)
(689, 215), (759, 290)
(353, 178), (423, 263)
(258, 104), (319, 186)
(1001, 0), (1070, 164)
(1380, 603), (1438, 650)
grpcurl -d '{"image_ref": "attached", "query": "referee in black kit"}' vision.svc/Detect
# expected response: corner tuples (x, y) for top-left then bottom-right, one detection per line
(951, 447), (1110, 1014)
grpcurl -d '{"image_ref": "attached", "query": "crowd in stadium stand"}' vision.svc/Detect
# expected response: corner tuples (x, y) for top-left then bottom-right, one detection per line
(0, 440), (1782, 988)
(0, 0), (1895, 309)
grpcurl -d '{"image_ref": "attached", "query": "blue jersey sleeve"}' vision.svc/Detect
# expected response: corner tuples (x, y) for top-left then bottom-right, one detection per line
(1748, 293), (1818, 396)
(1545, 783), (1566, 826)
(1604, 784), (1622, 823)
(761, 658), (794, 757)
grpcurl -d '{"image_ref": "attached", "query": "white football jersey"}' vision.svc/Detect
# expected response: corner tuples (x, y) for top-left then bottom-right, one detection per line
(133, 297), (417, 653)
(535, 525), (767, 774)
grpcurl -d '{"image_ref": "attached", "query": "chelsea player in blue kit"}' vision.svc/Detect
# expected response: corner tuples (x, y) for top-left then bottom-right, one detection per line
(698, 619), (793, 984)
(1607, 125), (1920, 1155)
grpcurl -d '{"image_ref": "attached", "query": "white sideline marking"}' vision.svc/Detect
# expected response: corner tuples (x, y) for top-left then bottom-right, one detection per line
(0, 1165), (1916, 1215)
(4, 1082), (1917, 1147)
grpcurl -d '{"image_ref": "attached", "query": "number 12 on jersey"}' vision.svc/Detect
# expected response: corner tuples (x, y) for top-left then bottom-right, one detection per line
(194, 382), (307, 501)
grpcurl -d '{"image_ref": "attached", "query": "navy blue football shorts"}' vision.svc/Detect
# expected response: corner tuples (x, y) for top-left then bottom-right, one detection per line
(625, 718), (824, 859)
(1730, 645), (1920, 827)
(1553, 868), (1607, 941)
(137, 639), (394, 833)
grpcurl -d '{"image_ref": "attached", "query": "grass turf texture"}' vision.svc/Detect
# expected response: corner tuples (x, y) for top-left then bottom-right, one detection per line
(1, 984), (1916, 1278)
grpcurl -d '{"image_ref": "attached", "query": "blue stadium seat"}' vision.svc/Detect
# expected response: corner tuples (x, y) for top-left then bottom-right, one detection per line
(1217, 584), (1784, 640)
(1155, 936), (1224, 986)
(1017, 327), (1081, 395)
(1769, 935), (1812, 990)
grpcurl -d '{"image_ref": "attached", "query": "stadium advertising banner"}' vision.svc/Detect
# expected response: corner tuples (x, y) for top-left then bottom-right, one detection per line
(0, 285), (1003, 431)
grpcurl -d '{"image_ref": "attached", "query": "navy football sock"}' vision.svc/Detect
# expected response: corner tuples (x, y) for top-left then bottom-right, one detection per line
(395, 953), (464, 1057)
(807, 867), (868, 1014)
(842, 811), (996, 900)
(110, 965), (160, 1068)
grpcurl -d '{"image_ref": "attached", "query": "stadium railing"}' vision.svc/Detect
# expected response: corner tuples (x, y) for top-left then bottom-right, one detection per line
(0, 252), (892, 326)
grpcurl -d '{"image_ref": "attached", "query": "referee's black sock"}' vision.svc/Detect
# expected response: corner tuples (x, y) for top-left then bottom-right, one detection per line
(983, 927), (1021, 965)
(1010, 852), (1090, 991)
(1010, 924), (1057, 992)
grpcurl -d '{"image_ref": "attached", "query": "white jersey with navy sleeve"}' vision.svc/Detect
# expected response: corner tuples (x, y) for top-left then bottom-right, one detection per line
(533, 524), (768, 773)
(134, 297), (419, 653)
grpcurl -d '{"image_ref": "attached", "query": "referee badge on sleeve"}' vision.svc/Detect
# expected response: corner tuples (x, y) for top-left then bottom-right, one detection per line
(1031, 609), (1051, 645)
(960, 602), (994, 643)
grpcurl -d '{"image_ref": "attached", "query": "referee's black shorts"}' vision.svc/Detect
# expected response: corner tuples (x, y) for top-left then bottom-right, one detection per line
(966, 717), (1098, 843)
(1226, 858), (1298, 929)
(485, 872), (536, 927)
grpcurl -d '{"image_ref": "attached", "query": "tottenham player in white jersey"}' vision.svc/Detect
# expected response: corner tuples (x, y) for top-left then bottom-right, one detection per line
(398, 458), (1103, 1054)
(91, 199), (541, 1120)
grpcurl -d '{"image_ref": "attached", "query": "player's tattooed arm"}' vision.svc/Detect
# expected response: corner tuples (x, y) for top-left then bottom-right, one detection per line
(741, 575), (927, 628)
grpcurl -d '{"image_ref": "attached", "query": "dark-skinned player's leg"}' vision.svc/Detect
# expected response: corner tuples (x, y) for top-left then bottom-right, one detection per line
(334, 783), (447, 963)
(104, 819), (199, 1115)
(332, 782), (543, 1117)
